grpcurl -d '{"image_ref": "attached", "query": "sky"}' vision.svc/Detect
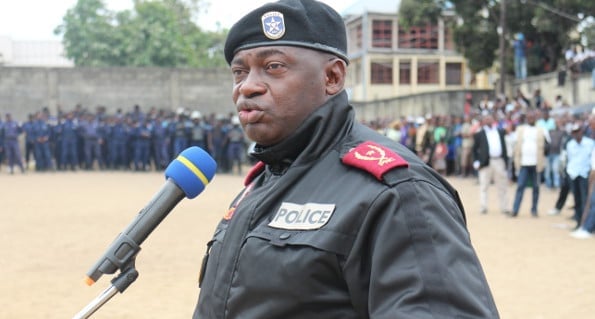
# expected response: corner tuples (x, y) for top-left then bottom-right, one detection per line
(0, 0), (354, 41)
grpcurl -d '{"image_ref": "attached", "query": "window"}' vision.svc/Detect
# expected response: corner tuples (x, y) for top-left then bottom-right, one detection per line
(417, 61), (439, 84)
(371, 62), (393, 84)
(399, 61), (411, 85)
(349, 23), (363, 51)
(398, 23), (439, 49)
(446, 63), (462, 85)
(372, 20), (392, 48)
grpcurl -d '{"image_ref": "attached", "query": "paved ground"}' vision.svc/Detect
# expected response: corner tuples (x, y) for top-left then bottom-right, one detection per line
(0, 170), (593, 318)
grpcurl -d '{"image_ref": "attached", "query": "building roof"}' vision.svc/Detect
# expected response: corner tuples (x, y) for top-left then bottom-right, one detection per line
(341, 0), (400, 16)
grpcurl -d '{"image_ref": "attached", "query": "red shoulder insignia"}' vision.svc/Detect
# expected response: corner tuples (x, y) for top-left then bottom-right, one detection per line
(244, 161), (265, 186)
(342, 141), (408, 181)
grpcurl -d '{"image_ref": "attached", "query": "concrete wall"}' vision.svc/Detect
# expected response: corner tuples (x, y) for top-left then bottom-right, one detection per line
(512, 71), (593, 107)
(0, 67), (233, 120)
(351, 89), (493, 121)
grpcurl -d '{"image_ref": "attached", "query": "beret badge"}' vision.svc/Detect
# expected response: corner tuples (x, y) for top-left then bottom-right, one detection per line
(261, 11), (286, 40)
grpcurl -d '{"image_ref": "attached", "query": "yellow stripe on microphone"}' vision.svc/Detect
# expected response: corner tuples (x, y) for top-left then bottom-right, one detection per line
(177, 155), (209, 186)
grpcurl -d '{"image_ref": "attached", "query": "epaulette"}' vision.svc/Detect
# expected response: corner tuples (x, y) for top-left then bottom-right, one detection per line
(244, 161), (265, 186)
(342, 141), (408, 181)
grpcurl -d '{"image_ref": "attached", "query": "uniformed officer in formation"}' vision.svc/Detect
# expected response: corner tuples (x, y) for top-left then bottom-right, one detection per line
(22, 114), (36, 169)
(151, 115), (170, 170)
(224, 115), (246, 175)
(207, 116), (230, 172)
(189, 111), (208, 152)
(132, 119), (152, 171)
(171, 112), (192, 157)
(193, 0), (500, 318)
(57, 111), (79, 170)
(79, 113), (103, 170)
(107, 115), (130, 170)
(0, 116), (4, 169)
(1, 113), (25, 174)
(32, 112), (54, 171)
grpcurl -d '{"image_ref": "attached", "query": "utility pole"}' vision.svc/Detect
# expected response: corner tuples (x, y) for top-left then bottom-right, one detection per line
(498, 0), (507, 96)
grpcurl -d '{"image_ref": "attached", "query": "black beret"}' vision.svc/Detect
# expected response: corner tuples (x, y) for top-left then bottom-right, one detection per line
(224, 0), (348, 65)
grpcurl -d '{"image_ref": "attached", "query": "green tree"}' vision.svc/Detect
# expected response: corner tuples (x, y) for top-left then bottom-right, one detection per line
(453, 0), (594, 75)
(55, 0), (227, 67)
(398, 0), (443, 31)
(584, 22), (595, 47)
(399, 0), (594, 75)
(54, 0), (118, 66)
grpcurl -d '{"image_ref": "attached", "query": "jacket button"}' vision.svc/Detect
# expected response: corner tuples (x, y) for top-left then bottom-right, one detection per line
(279, 233), (291, 240)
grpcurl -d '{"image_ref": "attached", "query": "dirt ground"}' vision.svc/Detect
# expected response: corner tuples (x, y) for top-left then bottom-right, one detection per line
(1, 169), (594, 319)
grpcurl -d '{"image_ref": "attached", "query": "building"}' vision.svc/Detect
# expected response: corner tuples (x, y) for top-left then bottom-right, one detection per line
(342, 0), (492, 102)
(0, 36), (73, 67)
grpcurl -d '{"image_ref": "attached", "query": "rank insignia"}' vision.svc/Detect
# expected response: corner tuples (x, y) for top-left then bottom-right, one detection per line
(342, 141), (408, 180)
(261, 11), (285, 40)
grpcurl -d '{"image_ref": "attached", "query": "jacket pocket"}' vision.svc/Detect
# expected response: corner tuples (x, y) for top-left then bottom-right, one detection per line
(247, 226), (354, 256)
(198, 224), (227, 288)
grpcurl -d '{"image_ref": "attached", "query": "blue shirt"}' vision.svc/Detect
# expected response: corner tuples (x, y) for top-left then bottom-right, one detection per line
(3, 120), (22, 140)
(513, 39), (526, 58)
(60, 119), (79, 141)
(566, 137), (595, 179)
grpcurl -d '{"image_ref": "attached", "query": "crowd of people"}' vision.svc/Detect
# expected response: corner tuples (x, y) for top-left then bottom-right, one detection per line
(368, 89), (595, 239)
(0, 104), (248, 175)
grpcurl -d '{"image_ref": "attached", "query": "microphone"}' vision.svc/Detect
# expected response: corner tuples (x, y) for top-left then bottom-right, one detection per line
(84, 146), (217, 286)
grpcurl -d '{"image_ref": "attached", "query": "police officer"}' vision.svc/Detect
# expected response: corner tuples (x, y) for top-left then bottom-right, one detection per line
(207, 116), (229, 172)
(193, 1), (500, 318)
(150, 115), (170, 170)
(108, 116), (130, 170)
(189, 111), (208, 151)
(170, 112), (192, 157)
(32, 112), (54, 171)
(79, 113), (102, 170)
(57, 111), (79, 171)
(224, 115), (246, 175)
(0, 116), (4, 170)
(2, 113), (25, 174)
(132, 119), (152, 171)
(22, 114), (36, 170)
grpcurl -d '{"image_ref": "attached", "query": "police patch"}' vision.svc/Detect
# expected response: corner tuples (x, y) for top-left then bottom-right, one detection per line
(261, 11), (285, 40)
(269, 202), (335, 230)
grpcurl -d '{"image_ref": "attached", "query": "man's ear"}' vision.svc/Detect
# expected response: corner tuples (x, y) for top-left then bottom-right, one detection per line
(325, 59), (347, 96)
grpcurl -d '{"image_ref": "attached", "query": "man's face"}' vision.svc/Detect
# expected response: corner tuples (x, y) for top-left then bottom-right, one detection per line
(572, 130), (583, 140)
(483, 115), (494, 127)
(526, 112), (536, 125)
(230, 46), (330, 146)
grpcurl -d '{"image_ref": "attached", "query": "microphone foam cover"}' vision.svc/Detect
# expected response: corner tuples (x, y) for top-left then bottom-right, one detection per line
(165, 147), (217, 198)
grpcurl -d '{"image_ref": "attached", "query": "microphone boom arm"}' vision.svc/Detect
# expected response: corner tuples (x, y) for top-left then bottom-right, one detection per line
(73, 261), (139, 319)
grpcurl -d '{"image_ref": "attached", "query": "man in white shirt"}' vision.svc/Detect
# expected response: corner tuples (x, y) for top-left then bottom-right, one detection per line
(565, 122), (594, 228)
(511, 110), (549, 217)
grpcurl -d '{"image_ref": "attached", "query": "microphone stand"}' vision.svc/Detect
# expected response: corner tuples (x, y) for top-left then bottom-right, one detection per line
(73, 260), (139, 319)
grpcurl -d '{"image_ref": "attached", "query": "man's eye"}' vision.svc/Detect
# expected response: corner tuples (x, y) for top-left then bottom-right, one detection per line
(231, 68), (245, 76)
(266, 62), (284, 71)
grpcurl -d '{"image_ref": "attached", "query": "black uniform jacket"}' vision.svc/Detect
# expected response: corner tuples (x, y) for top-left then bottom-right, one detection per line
(472, 127), (508, 169)
(194, 92), (499, 319)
